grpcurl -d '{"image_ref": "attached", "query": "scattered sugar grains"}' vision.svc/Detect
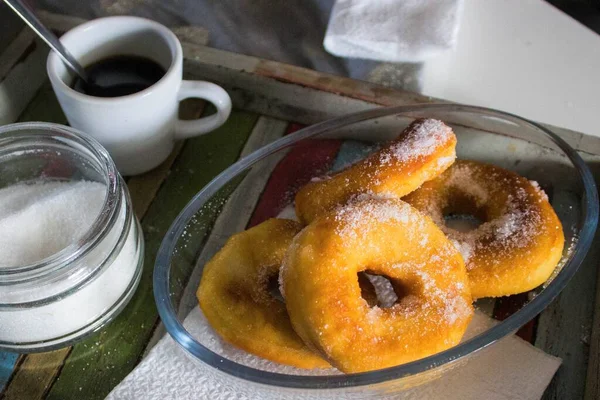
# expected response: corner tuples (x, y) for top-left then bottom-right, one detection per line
(0, 181), (105, 268)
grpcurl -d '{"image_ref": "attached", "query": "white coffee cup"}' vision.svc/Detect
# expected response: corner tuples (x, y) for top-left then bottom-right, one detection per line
(47, 16), (232, 175)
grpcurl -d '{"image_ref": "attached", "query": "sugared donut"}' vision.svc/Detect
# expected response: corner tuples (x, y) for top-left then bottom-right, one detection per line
(280, 197), (473, 373)
(197, 218), (330, 369)
(403, 160), (565, 299)
(294, 118), (457, 224)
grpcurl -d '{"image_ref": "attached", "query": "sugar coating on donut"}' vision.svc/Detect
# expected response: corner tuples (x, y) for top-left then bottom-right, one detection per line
(333, 194), (419, 240)
(384, 257), (472, 323)
(408, 161), (550, 269)
(331, 197), (472, 322)
(377, 119), (454, 165)
(294, 119), (457, 224)
(451, 239), (474, 262)
(450, 188), (544, 269)
(282, 196), (474, 372)
(412, 267), (471, 325)
(529, 180), (549, 201)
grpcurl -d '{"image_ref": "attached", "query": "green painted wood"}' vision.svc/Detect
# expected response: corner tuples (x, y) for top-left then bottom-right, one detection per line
(43, 109), (258, 400)
(0, 83), (66, 188)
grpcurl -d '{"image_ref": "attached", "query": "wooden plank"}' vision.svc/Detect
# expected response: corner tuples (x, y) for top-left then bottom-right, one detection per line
(125, 101), (208, 219)
(0, 35), (48, 125)
(176, 116), (288, 316)
(254, 59), (432, 109)
(0, 353), (20, 392)
(143, 116), (289, 354)
(587, 269), (600, 400)
(248, 137), (342, 228)
(44, 110), (258, 400)
(0, 29), (36, 81)
(128, 141), (184, 219)
(584, 159), (600, 400)
(1, 349), (70, 400)
(536, 184), (600, 400)
(14, 82), (66, 124)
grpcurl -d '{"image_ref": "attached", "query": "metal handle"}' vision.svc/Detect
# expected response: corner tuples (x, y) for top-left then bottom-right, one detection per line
(4, 0), (89, 82)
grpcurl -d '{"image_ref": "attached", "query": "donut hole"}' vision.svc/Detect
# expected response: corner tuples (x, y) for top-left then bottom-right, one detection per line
(267, 273), (285, 303)
(359, 272), (414, 309)
(444, 214), (483, 232)
(442, 192), (488, 232)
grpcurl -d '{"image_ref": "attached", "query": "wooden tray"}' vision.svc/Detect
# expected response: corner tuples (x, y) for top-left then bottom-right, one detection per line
(1, 12), (599, 400)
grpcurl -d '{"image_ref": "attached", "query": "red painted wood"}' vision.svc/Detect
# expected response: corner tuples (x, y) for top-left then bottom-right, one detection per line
(247, 124), (342, 227)
(493, 293), (537, 343)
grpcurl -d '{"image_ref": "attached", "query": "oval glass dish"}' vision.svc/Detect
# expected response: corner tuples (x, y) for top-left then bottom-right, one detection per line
(154, 104), (598, 397)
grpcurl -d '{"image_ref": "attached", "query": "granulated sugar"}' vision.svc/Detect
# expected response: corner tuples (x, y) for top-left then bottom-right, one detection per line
(0, 180), (141, 344)
(0, 181), (105, 268)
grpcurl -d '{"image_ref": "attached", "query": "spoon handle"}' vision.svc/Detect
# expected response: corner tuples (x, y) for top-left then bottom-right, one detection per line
(4, 0), (89, 82)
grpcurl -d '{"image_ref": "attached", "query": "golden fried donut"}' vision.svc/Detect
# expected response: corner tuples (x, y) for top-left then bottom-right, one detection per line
(281, 197), (473, 373)
(404, 160), (565, 299)
(294, 118), (457, 224)
(197, 218), (330, 369)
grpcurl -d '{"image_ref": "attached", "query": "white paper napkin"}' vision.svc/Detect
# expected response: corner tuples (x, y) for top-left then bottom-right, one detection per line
(107, 307), (560, 400)
(324, 0), (464, 63)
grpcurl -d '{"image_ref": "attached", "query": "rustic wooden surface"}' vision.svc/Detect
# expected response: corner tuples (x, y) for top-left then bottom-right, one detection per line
(0, 11), (599, 400)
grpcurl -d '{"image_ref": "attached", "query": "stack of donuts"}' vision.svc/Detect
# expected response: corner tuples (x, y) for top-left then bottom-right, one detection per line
(197, 119), (564, 373)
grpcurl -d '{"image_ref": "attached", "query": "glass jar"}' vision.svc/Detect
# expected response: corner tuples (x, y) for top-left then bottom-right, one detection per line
(0, 122), (144, 352)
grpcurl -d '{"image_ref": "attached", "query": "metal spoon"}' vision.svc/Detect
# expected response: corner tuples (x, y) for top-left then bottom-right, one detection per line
(4, 0), (90, 84)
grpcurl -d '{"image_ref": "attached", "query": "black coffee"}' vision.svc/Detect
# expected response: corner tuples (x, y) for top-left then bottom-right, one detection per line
(71, 55), (166, 98)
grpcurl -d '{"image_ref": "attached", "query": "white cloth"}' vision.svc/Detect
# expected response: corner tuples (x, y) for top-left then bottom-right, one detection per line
(324, 0), (464, 62)
(107, 309), (561, 400)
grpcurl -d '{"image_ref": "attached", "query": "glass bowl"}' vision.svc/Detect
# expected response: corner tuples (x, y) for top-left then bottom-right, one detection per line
(154, 104), (598, 397)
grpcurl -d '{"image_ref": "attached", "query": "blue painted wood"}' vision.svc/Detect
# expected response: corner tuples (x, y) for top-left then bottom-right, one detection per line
(0, 352), (19, 391)
(330, 140), (377, 173)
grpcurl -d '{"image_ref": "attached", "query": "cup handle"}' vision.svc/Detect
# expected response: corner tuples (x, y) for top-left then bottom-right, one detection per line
(175, 80), (232, 139)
